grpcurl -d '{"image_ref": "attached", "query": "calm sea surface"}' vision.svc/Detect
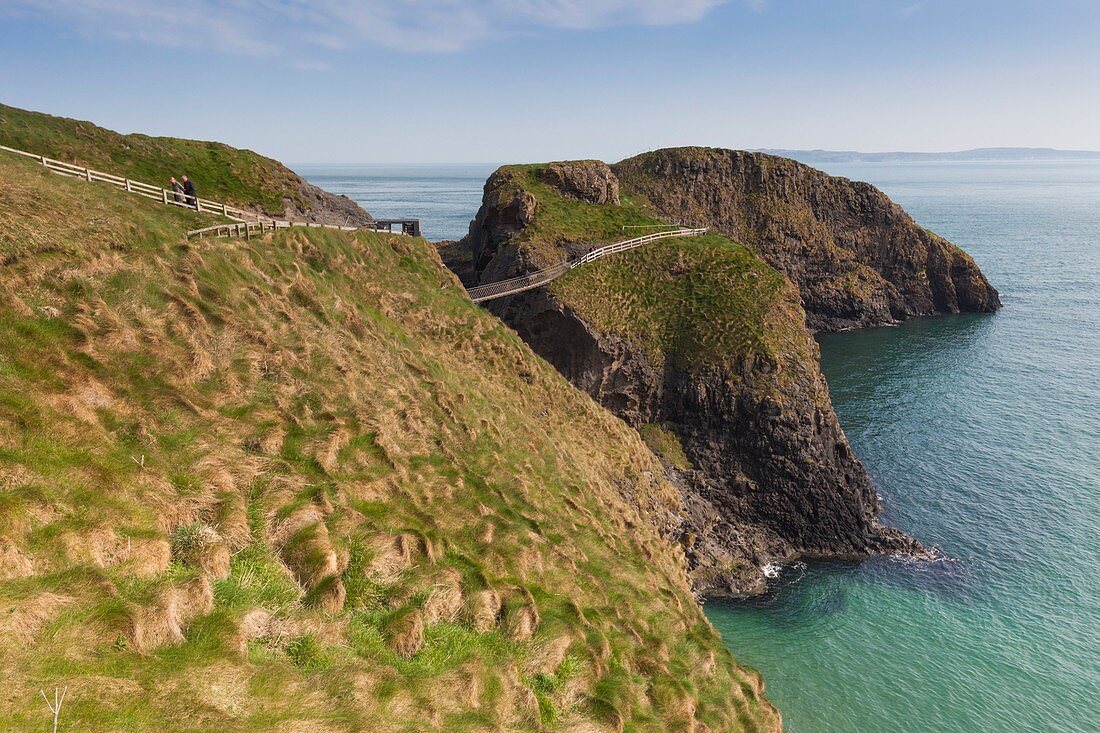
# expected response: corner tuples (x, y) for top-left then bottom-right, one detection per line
(305, 161), (1100, 732)
(297, 165), (493, 241)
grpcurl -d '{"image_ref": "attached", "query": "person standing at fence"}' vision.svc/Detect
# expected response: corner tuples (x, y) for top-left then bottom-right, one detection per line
(182, 176), (197, 208)
(170, 177), (184, 203)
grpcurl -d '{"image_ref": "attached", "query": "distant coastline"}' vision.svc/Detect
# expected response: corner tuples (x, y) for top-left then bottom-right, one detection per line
(758, 147), (1100, 163)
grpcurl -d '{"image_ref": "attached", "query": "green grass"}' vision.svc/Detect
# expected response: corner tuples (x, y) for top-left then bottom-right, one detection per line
(509, 165), (659, 245)
(554, 233), (789, 369)
(1, 102), (311, 215)
(0, 149), (779, 732)
(638, 423), (693, 471)
(491, 162), (804, 373)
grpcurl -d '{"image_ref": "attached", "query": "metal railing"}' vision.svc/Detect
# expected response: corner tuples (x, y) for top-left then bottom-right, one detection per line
(466, 227), (708, 303)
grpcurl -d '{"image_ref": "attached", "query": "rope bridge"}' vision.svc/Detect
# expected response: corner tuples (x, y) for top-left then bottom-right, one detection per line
(466, 227), (708, 303)
(1, 143), (703, 295)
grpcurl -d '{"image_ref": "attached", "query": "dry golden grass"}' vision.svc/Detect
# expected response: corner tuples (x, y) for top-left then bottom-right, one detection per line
(0, 153), (781, 732)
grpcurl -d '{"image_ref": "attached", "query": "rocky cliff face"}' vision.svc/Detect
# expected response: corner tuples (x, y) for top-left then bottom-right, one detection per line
(456, 160), (923, 596)
(493, 286), (917, 596)
(613, 147), (1001, 331)
(279, 176), (374, 227)
(465, 167), (539, 274)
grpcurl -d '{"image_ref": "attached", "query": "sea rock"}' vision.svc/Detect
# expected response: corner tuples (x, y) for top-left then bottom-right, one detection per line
(488, 286), (918, 596)
(450, 154), (942, 595)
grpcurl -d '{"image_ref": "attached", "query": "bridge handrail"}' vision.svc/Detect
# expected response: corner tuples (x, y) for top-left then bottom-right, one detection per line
(466, 227), (707, 303)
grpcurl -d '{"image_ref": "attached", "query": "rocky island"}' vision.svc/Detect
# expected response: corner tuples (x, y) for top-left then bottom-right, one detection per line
(445, 149), (999, 595)
(614, 148), (1000, 332)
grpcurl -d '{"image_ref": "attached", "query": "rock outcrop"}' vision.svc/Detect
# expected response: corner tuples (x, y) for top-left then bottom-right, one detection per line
(538, 160), (620, 205)
(280, 176), (374, 227)
(464, 168), (539, 274)
(493, 284), (917, 596)
(455, 158), (935, 596)
(613, 147), (1001, 331)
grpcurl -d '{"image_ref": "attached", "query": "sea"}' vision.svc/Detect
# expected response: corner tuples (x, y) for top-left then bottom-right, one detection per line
(300, 160), (1100, 733)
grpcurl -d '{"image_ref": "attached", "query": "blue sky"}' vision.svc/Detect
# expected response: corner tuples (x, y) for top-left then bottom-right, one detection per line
(2, 1), (1099, 165)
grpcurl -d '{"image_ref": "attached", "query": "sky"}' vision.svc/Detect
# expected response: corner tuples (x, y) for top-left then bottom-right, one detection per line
(2, 1), (1099, 165)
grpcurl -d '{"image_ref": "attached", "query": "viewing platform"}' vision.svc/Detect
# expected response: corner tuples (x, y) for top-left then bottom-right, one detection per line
(371, 219), (421, 237)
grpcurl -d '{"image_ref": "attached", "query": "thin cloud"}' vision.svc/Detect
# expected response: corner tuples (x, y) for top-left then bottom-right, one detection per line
(900, 3), (924, 18)
(5, 0), (731, 60)
(506, 0), (728, 28)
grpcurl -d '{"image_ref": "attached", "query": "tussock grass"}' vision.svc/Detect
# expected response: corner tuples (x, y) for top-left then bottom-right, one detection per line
(638, 424), (693, 471)
(0, 152), (780, 732)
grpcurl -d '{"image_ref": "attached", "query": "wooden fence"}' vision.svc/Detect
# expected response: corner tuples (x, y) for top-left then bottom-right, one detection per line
(0, 143), (261, 220)
(0, 143), (394, 239)
(187, 219), (360, 240)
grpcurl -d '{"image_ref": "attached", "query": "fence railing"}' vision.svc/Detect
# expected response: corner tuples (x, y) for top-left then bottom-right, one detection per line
(0, 143), (263, 221)
(466, 227), (708, 303)
(187, 219), (360, 240)
(0, 143), (407, 239)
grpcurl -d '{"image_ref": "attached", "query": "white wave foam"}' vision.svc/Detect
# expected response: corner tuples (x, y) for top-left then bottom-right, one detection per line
(890, 545), (957, 566)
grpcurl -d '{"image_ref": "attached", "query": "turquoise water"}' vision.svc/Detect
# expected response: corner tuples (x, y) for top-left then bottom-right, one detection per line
(708, 161), (1100, 732)
(306, 161), (1100, 732)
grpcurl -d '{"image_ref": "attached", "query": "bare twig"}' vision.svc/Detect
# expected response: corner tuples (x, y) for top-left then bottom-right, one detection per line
(40, 686), (67, 733)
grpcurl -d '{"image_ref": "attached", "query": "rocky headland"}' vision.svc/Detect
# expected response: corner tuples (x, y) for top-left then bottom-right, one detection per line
(613, 147), (1001, 332)
(0, 134), (781, 731)
(447, 152), (999, 596)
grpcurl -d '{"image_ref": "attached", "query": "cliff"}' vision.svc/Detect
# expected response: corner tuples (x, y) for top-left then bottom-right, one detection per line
(0, 103), (372, 227)
(453, 161), (920, 598)
(0, 150), (779, 731)
(613, 147), (1000, 331)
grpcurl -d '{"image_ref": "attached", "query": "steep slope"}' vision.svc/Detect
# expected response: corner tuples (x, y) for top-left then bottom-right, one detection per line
(454, 162), (917, 598)
(0, 103), (371, 227)
(613, 147), (1000, 331)
(0, 151), (779, 732)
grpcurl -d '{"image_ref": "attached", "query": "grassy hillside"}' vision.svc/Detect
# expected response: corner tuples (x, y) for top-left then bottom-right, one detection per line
(0, 103), (332, 218)
(0, 152), (779, 731)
